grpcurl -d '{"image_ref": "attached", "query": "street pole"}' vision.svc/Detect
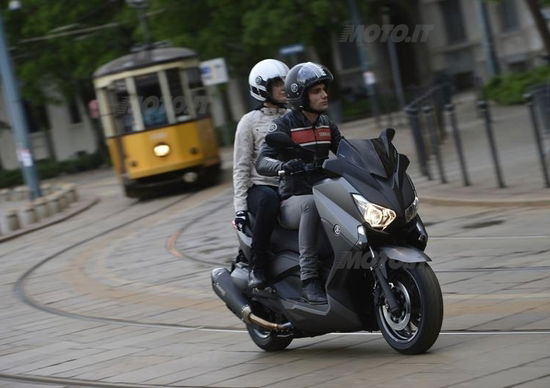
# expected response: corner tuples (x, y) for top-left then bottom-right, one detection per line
(477, 0), (501, 78)
(127, 0), (151, 48)
(383, 7), (406, 111)
(0, 10), (42, 198)
(346, 0), (380, 122)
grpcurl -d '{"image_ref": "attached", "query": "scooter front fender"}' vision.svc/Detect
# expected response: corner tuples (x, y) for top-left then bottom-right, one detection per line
(378, 245), (431, 264)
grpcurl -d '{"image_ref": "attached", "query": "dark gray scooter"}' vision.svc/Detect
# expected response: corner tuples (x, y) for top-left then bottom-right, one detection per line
(211, 128), (443, 354)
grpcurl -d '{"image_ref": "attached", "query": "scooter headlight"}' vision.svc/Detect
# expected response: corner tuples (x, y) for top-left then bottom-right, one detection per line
(352, 194), (396, 231)
(405, 196), (419, 223)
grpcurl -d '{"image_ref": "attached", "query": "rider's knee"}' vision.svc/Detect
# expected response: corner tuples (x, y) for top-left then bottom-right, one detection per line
(300, 195), (316, 213)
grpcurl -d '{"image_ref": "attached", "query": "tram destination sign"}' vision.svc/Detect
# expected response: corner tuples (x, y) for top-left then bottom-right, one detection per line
(200, 57), (229, 86)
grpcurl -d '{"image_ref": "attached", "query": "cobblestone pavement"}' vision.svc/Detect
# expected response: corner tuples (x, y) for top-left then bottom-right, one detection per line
(0, 167), (549, 387)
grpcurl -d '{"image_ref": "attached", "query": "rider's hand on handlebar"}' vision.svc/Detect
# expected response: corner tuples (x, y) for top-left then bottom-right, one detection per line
(282, 158), (306, 174)
(232, 210), (248, 232)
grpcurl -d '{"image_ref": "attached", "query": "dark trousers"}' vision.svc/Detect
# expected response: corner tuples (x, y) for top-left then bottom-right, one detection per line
(247, 185), (280, 269)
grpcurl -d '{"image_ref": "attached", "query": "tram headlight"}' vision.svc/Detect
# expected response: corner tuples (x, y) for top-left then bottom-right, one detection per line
(352, 194), (396, 231)
(153, 143), (171, 157)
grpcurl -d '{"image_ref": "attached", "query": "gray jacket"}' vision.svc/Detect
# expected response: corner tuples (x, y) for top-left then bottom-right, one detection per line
(233, 106), (288, 212)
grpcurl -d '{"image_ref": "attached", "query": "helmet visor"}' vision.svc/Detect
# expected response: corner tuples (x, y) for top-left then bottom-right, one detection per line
(297, 64), (332, 86)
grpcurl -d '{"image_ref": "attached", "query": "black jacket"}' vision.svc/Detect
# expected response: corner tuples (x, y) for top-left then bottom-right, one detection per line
(255, 109), (342, 200)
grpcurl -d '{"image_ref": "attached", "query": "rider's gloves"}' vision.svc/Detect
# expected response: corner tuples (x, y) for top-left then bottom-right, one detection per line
(233, 210), (248, 232)
(282, 158), (305, 174)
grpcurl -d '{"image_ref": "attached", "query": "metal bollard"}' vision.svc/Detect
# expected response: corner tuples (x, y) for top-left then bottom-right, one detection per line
(423, 105), (447, 184)
(477, 100), (506, 188)
(405, 106), (432, 180)
(445, 104), (471, 186)
(524, 93), (550, 188)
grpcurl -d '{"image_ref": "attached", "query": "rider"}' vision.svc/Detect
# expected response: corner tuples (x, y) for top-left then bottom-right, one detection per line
(256, 62), (342, 304)
(233, 59), (289, 289)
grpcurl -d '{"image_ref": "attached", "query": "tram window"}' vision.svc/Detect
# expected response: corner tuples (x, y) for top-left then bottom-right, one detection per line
(191, 88), (209, 118)
(185, 67), (209, 118)
(165, 68), (191, 122)
(186, 67), (203, 89)
(108, 80), (134, 134)
(135, 73), (168, 129)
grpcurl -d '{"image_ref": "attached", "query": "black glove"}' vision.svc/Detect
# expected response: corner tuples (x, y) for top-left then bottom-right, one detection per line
(233, 210), (248, 232)
(282, 158), (305, 174)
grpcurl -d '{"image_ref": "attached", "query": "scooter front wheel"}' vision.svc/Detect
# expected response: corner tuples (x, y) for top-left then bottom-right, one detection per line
(375, 262), (443, 355)
(246, 303), (292, 351)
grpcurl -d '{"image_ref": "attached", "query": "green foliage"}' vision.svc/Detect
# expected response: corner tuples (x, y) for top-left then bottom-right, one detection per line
(4, 0), (135, 105)
(484, 66), (550, 104)
(0, 152), (104, 189)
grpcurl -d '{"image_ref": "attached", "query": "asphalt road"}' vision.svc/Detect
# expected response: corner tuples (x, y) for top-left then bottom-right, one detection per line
(0, 169), (549, 388)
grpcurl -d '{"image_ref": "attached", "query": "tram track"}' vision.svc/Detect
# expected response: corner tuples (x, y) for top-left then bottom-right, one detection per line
(7, 186), (550, 387)
(13, 187), (550, 336)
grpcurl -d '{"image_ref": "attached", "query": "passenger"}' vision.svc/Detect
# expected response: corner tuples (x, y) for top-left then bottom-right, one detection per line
(256, 62), (342, 304)
(232, 59), (290, 289)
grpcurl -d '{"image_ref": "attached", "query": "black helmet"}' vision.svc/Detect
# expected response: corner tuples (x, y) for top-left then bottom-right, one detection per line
(285, 62), (333, 110)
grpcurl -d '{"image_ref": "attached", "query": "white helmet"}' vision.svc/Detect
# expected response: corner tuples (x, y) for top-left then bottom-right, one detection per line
(248, 59), (289, 102)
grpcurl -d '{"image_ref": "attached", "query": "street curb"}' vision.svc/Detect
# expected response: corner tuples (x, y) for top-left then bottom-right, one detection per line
(420, 195), (550, 208)
(0, 195), (100, 243)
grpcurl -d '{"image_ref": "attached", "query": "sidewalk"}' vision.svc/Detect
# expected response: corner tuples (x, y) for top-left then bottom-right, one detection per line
(339, 92), (550, 207)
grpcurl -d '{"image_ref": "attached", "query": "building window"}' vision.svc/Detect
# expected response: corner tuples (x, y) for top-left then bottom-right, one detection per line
(439, 0), (467, 44)
(499, 0), (519, 32)
(67, 98), (82, 124)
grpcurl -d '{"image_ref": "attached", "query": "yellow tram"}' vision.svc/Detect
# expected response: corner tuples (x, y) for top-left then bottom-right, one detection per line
(93, 47), (221, 197)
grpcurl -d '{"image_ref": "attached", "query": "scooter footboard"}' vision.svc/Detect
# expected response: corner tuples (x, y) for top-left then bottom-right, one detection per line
(378, 245), (431, 264)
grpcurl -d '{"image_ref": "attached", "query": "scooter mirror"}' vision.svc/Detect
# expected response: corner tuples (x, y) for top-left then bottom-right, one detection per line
(265, 132), (296, 149)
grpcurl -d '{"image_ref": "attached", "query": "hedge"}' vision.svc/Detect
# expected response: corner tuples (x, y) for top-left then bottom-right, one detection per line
(484, 66), (550, 105)
(0, 152), (105, 190)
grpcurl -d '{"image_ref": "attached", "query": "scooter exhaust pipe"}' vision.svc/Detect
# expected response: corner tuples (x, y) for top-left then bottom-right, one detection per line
(211, 268), (292, 331)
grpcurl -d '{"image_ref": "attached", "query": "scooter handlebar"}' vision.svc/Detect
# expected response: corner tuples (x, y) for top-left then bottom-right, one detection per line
(278, 163), (323, 177)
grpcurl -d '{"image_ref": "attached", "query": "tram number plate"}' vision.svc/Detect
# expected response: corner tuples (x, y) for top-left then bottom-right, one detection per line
(150, 132), (167, 141)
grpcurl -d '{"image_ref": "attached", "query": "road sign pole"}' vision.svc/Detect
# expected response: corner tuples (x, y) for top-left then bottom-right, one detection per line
(0, 11), (42, 198)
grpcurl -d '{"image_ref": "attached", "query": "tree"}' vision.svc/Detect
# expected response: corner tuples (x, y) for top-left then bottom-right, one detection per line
(3, 0), (138, 161)
(149, 0), (349, 79)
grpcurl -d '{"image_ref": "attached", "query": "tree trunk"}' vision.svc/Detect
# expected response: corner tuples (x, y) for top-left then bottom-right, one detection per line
(525, 0), (550, 59)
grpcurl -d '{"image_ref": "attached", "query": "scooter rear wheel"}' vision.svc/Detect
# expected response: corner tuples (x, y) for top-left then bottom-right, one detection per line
(246, 303), (292, 351)
(375, 262), (443, 355)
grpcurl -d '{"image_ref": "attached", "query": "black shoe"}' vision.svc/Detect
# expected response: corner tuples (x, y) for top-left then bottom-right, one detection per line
(302, 278), (327, 304)
(249, 268), (268, 289)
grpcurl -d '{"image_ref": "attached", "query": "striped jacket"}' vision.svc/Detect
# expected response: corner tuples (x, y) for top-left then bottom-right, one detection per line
(255, 109), (342, 200)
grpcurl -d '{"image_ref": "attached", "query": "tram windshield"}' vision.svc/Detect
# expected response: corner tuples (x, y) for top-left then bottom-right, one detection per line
(100, 65), (209, 135)
(135, 73), (168, 129)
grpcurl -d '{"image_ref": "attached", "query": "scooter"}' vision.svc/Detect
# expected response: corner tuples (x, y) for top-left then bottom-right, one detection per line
(211, 128), (443, 354)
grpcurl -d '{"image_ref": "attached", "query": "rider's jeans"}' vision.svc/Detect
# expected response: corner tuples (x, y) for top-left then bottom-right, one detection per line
(279, 194), (320, 281)
(247, 185), (280, 270)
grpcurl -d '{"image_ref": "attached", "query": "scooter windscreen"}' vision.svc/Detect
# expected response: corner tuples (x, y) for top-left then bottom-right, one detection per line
(331, 128), (416, 225)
